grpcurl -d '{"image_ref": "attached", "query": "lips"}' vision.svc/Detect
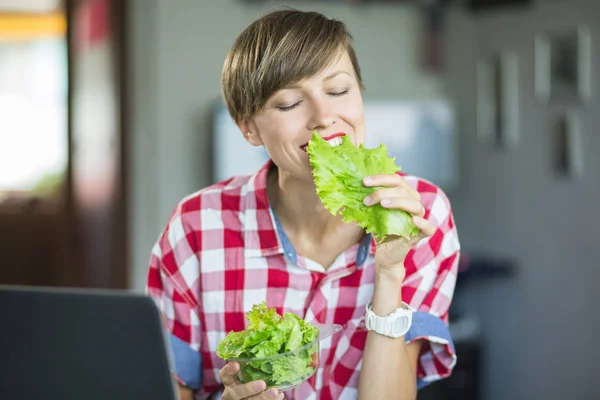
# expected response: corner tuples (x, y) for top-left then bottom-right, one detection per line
(300, 132), (346, 152)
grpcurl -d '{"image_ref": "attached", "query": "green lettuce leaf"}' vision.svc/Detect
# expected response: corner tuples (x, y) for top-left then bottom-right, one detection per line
(216, 302), (319, 387)
(307, 131), (419, 241)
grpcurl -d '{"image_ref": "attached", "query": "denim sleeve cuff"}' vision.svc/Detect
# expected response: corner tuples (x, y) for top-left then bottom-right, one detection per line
(404, 311), (457, 389)
(167, 332), (202, 390)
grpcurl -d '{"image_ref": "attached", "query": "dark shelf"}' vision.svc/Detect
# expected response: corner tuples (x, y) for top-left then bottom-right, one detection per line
(456, 255), (516, 289)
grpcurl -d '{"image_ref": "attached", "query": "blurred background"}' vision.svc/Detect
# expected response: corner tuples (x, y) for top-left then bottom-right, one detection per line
(0, 0), (598, 399)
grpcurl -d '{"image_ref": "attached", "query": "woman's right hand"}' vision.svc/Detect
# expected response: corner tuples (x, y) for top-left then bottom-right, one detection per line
(219, 362), (284, 400)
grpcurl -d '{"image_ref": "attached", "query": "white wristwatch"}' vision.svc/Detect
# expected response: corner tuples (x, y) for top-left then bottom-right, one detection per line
(365, 301), (412, 339)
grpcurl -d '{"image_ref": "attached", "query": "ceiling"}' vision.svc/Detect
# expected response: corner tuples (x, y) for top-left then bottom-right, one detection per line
(0, 0), (62, 13)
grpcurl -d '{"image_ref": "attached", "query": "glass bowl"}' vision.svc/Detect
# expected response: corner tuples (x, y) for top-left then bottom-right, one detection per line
(227, 323), (342, 391)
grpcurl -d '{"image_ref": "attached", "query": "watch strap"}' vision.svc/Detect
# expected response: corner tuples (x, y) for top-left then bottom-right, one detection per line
(365, 301), (413, 339)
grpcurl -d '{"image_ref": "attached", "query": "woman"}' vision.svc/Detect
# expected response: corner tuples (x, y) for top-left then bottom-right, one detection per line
(147, 9), (460, 400)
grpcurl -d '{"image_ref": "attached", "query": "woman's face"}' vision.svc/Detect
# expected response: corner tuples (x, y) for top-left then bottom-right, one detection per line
(241, 51), (365, 184)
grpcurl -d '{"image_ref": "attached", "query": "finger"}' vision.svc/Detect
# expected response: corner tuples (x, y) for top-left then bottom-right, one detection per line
(364, 187), (410, 205)
(401, 181), (421, 202)
(395, 177), (421, 201)
(232, 384), (279, 400)
(363, 174), (402, 188)
(363, 187), (396, 206)
(381, 197), (425, 217)
(365, 188), (425, 216)
(258, 388), (282, 400)
(412, 216), (436, 237)
(363, 174), (421, 201)
(218, 362), (240, 387)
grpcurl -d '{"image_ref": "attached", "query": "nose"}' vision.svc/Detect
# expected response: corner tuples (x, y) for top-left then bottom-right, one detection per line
(307, 97), (336, 132)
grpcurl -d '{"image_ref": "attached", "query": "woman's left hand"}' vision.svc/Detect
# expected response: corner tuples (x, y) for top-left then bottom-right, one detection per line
(362, 173), (437, 278)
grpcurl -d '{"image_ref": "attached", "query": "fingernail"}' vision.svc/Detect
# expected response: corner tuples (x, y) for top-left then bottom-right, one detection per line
(267, 389), (279, 398)
(278, 394), (285, 400)
(363, 196), (372, 206)
(363, 177), (372, 185)
(380, 198), (391, 207)
(254, 381), (266, 391)
(413, 216), (424, 224)
(229, 363), (238, 372)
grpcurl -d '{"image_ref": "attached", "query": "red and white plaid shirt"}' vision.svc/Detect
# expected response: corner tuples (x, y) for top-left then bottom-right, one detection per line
(147, 161), (460, 400)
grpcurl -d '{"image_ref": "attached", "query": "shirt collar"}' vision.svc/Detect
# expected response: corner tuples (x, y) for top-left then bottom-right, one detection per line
(242, 160), (375, 267)
(369, 236), (377, 256)
(241, 160), (284, 258)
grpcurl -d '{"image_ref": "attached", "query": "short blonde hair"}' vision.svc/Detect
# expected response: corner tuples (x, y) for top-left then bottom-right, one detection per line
(222, 9), (364, 123)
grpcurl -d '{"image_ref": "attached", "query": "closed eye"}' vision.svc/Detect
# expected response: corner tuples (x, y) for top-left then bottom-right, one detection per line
(329, 89), (348, 97)
(277, 90), (347, 111)
(278, 101), (301, 112)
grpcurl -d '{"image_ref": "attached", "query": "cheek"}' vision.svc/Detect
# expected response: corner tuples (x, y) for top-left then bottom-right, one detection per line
(353, 96), (365, 122)
(259, 117), (299, 149)
(351, 105), (365, 126)
(341, 92), (364, 120)
(342, 98), (366, 140)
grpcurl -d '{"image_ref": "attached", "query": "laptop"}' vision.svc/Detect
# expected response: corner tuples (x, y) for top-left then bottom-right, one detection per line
(0, 285), (178, 400)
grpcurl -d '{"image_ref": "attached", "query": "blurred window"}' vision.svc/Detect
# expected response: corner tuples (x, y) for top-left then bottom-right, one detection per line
(0, 12), (68, 204)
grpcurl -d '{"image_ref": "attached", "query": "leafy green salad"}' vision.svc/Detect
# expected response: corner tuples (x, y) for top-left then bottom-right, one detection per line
(216, 302), (319, 387)
(306, 131), (419, 241)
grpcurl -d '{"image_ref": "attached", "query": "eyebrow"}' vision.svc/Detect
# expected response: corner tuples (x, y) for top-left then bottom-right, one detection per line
(323, 70), (351, 81)
(283, 71), (351, 90)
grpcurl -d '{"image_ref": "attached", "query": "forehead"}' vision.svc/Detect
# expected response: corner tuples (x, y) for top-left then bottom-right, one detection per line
(312, 51), (354, 80)
(286, 51), (354, 88)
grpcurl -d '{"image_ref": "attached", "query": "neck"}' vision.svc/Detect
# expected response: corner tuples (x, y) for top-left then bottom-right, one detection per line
(267, 166), (347, 239)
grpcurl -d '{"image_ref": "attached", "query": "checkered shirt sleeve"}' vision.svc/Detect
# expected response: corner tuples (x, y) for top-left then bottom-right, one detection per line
(402, 177), (461, 386)
(146, 200), (203, 390)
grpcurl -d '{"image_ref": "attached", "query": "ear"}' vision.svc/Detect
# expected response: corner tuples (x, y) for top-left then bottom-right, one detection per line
(237, 117), (263, 147)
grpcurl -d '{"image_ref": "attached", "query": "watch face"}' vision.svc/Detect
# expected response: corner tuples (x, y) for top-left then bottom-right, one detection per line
(393, 316), (409, 336)
(365, 303), (412, 338)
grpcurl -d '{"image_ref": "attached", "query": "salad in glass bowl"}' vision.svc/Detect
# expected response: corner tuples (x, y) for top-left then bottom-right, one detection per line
(216, 302), (341, 391)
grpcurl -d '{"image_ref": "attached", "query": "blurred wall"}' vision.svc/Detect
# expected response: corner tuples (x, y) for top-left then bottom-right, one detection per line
(446, 1), (600, 399)
(126, 0), (445, 291)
